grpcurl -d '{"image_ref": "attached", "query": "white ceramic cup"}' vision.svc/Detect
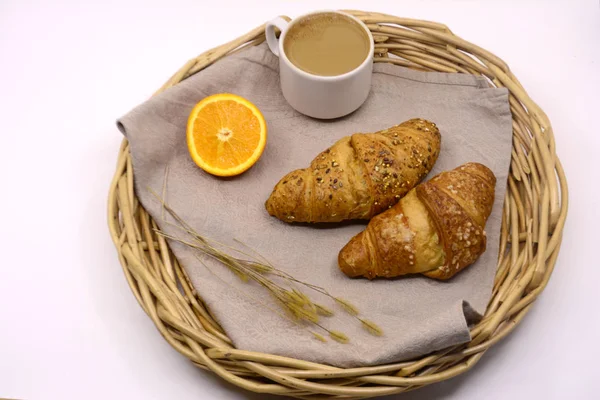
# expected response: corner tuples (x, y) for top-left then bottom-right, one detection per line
(265, 11), (374, 119)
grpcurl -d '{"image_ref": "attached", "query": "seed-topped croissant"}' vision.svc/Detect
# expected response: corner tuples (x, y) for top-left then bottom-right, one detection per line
(338, 162), (496, 280)
(265, 119), (441, 223)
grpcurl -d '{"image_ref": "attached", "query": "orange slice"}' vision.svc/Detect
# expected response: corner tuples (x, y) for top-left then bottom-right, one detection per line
(186, 93), (267, 177)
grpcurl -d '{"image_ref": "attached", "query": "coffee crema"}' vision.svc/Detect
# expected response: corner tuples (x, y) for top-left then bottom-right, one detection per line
(283, 13), (371, 76)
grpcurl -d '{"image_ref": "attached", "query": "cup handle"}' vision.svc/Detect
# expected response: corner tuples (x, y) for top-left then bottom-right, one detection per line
(265, 17), (289, 57)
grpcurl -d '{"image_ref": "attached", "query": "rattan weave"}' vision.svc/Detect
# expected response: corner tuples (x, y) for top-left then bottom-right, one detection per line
(107, 10), (568, 399)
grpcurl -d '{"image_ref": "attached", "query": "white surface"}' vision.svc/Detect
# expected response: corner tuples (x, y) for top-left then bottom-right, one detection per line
(0, 0), (598, 399)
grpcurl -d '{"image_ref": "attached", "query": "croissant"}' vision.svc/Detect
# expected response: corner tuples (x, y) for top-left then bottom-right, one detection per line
(265, 119), (441, 223)
(338, 162), (496, 280)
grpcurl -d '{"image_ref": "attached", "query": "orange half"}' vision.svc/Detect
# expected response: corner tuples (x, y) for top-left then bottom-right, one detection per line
(186, 93), (267, 177)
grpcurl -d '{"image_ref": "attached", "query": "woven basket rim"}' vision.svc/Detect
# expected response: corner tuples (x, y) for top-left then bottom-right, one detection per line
(107, 10), (568, 399)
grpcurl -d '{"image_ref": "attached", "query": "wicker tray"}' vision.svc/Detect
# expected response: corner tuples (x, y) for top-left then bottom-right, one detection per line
(107, 10), (568, 399)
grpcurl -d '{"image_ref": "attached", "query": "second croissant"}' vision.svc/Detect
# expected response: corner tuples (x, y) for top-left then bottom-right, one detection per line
(338, 162), (496, 280)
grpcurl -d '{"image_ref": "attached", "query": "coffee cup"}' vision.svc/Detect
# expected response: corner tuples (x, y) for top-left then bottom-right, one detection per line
(265, 11), (374, 119)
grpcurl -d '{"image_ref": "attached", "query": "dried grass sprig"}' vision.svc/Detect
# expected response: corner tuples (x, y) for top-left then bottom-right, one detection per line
(328, 330), (350, 344)
(358, 318), (384, 336)
(334, 297), (360, 316)
(148, 186), (383, 340)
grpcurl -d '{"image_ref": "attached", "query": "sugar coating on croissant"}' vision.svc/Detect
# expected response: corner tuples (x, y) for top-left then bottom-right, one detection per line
(338, 162), (496, 280)
(265, 118), (441, 223)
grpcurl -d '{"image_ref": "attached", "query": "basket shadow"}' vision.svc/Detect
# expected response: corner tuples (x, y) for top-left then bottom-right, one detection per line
(378, 330), (518, 400)
(188, 319), (522, 400)
(185, 365), (284, 400)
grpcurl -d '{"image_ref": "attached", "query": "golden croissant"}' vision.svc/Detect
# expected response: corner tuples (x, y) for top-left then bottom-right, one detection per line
(338, 162), (496, 280)
(265, 119), (441, 223)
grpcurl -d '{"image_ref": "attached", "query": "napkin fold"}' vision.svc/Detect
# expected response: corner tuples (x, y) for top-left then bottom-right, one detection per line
(118, 43), (512, 367)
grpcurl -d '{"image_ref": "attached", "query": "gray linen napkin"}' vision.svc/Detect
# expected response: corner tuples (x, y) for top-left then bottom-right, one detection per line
(117, 43), (512, 367)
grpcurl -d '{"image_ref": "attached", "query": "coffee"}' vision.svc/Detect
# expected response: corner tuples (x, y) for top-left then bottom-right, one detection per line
(283, 13), (371, 76)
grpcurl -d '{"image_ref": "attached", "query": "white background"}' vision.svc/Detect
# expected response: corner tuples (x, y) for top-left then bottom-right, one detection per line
(0, 0), (598, 399)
